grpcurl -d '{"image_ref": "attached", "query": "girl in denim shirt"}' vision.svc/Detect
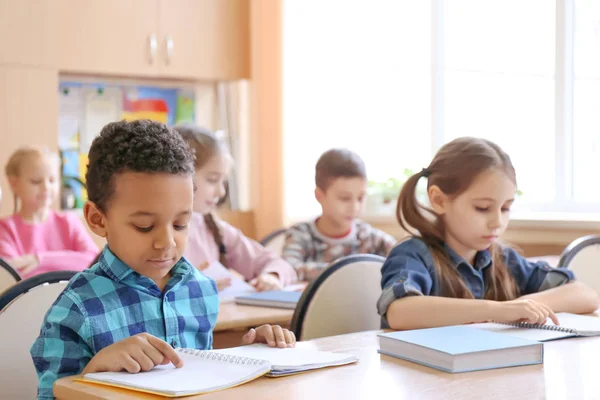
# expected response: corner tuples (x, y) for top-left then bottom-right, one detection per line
(378, 137), (599, 330)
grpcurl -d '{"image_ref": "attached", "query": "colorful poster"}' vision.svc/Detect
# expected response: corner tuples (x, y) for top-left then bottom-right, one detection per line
(57, 81), (196, 210)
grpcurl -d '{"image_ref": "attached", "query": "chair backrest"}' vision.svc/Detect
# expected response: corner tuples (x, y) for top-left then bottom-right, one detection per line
(291, 254), (385, 341)
(0, 271), (76, 400)
(0, 259), (21, 294)
(259, 228), (288, 255)
(557, 235), (600, 293)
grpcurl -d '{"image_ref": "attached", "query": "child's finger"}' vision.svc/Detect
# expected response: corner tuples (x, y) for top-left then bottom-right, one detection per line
(241, 328), (256, 345)
(147, 335), (184, 368)
(283, 329), (295, 347)
(271, 325), (288, 348)
(121, 355), (142, 373)
(215, 278), (232, 291)
(131, 350), (155, 372)
(144, 344), (167, 366)
(546, 307), (559, 325)
(256, 325), (276, 346)
(197, 261), (210, 271)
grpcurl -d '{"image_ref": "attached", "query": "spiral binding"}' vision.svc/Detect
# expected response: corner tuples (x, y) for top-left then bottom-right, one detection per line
(176, 348), (269, 366)
(502, 321), (575, 333)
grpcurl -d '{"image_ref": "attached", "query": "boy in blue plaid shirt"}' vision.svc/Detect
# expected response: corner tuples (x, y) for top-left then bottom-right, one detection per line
(30, 120), (296, 399)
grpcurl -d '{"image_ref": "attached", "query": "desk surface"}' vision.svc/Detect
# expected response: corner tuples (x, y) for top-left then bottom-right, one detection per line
(214, 302), (295, 332)
(54, 326), (600, 400)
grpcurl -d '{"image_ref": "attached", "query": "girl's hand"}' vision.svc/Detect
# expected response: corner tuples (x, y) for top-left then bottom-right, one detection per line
(214, 278), (232, 291)
(241, 324), (296, 348)
(82, 333), (184, 374)
(9, 254), (39, 274)
(250, 273), (283, 292)
(196, 261), (232, 291)
(491, 299), (559, 325)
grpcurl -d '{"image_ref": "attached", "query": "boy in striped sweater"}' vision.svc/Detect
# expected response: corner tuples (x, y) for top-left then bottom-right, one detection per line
(282, 149), (397, 281)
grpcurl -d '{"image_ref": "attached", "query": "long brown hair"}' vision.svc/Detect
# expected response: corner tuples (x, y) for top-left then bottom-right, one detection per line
(397, 137), (519, 301)
(173, 124), (231, 266)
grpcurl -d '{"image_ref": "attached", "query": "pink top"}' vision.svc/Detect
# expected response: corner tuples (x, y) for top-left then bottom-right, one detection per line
(0, 211), (99, 279)
(184, 212), (297, 286)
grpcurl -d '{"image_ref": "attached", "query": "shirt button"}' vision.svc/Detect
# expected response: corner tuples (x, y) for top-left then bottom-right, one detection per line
(171, 340), (178, 348)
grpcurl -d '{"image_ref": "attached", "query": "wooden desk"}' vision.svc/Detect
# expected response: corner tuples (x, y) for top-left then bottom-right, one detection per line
(54, 328), (600, 400)
(212, 303), (294, 349)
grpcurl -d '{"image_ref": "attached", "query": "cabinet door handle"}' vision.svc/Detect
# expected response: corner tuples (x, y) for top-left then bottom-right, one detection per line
(165, 35), (174, 65)
(148, 34), (157, 64)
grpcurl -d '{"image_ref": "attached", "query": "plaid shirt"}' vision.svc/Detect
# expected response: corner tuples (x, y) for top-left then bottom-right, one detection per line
(30, 246), (219, 399)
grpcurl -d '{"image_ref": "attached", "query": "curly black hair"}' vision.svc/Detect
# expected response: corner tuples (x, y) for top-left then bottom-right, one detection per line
(86, 119), (195, 211)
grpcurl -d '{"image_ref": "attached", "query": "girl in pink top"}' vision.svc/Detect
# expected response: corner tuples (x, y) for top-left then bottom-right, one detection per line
(175, 125), (297, 291)
(0, 147), (99, 278)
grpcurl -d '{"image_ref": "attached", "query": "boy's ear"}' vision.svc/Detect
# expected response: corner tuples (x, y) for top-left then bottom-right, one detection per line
(428, 185), (448, 215)
(314, 187), (326, 204)
(84, 201), (108, 238)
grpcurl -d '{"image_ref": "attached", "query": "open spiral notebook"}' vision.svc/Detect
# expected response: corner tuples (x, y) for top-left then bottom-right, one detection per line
(81, 344), (357, 397)
(467, 312), (600, 342)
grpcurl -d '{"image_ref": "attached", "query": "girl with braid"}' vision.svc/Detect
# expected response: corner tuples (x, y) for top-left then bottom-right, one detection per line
(174, 124), (297, 291)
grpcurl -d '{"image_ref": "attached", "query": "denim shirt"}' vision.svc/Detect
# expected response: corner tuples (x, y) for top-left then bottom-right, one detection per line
(377, 237), (574, 325)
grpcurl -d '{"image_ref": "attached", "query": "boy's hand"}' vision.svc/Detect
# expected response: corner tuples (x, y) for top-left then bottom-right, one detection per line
(241, 324), (296, 348)
(82, 333), (184, 374)
(250, 273), (283, 292)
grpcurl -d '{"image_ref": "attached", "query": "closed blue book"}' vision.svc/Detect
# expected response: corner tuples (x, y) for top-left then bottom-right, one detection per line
(378, 326), (543, 373)
(235, 291), (302, 309)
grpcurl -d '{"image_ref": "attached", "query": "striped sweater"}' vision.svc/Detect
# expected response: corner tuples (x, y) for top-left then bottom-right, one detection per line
(281, 219), (397, 281)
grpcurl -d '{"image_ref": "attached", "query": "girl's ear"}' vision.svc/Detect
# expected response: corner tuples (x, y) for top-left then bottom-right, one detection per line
(7, 175), (18, 192)
(84, 201), (108, 238)
(428, 185), (448, 215)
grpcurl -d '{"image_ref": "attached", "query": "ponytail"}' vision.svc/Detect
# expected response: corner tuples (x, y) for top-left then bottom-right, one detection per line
(204, 213), (227, 267)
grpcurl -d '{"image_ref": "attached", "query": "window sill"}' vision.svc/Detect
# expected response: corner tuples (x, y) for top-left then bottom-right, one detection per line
(363, 211), (600, 231)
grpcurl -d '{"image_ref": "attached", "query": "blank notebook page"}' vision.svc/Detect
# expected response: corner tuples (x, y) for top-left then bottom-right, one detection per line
(83, 350), (270, 397)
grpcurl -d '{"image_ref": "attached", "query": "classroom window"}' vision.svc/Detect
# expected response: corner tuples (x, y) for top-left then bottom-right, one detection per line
(282, 0), (432, 220)
(573, 0), (600, 203)
(283, 0), (599, 221)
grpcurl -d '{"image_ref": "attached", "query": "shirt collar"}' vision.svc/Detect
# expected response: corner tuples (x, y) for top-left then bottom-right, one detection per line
(444, 244), (493, 270)
(98, 246), (194, 286)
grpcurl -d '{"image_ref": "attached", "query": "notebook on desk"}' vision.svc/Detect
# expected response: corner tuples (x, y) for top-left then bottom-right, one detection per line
(468, 312), (600, 342)
(378, 326), (543, 373)
(235, 291), (302, 309)
(81, 348), (270, 397)
(81, 344), (358, 396)
(216, 343), (358, 377)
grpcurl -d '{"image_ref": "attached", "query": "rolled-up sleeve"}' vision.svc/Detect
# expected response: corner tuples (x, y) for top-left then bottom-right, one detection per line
(504, 248), (575, 295)
(377, 242), (434, 318)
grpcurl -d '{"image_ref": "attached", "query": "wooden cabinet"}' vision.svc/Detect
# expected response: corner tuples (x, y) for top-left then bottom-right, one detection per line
(56, 0), (159, 77)
(56, 0), (250, 80)
(0, 0), (57, 67)
(0, 66), (58, 216)
(158, 0), (250, 80)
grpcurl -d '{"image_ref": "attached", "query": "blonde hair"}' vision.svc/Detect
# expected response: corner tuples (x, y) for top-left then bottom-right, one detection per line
(5, 146), (60, 213)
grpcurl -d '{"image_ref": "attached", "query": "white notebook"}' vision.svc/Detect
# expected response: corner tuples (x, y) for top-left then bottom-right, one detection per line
(468, 312), (600, 342)
(82, 348), (270, 397)
(215, 343), (359, 376)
